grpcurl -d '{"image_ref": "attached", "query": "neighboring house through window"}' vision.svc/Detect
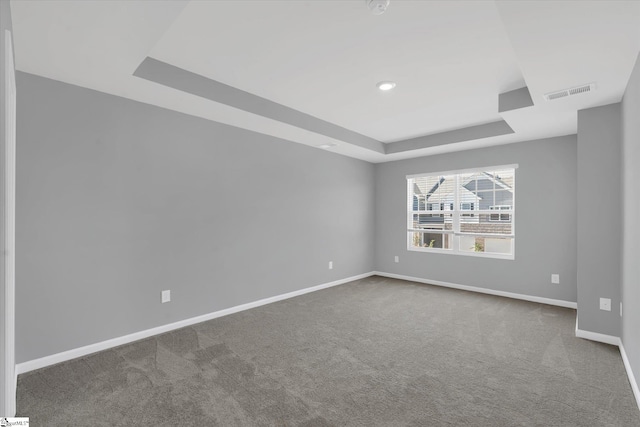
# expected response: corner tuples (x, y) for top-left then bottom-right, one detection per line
(407, 165), (517, 259)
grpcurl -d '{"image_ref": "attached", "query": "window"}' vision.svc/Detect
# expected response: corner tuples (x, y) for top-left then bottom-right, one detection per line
(407, 165), (516, 259)
(490, 205), (511, 222)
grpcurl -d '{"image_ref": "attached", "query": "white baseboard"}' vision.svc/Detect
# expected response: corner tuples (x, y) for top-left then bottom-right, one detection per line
(373, 271), (578, 309)
(574, 316), (622, 346)
(575, 328), (621, 346)
(16, 272), (375, 375)
(574, 318), (639, 411)
(13, 270), (640, 413)
(620, 344), (640, 411)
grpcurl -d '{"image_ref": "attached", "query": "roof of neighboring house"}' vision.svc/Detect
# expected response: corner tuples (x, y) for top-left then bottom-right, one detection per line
(413, 171), (513, 204)
(463, 172), (513, 191)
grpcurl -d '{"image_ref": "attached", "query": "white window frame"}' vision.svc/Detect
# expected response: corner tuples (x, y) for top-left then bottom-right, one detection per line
(406, 164), (517, 260)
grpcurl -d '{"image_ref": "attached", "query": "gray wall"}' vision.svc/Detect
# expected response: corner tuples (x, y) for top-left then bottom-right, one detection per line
(375, 136), (578, 303)
(15, 72), (375, 363)
(622, 53), (640, 388)
(576, 103), (622, 337)
(13, 53), (638, 378)
(0, 0), (14, 415)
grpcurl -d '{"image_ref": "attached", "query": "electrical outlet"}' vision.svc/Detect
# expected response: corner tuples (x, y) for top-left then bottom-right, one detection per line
(551, 274), (560, 284)
(329, 261), (333, 270)
(599, 298), (611, 312)
(162, 290), (171, 303)
(394, 255), (399, 263)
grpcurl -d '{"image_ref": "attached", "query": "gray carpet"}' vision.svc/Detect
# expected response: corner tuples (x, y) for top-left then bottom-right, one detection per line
(17, 276), (640, 426)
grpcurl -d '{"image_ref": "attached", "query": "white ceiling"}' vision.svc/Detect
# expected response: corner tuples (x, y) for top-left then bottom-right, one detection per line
(10, 0), (640, 163)
(149, 0), (522, 143)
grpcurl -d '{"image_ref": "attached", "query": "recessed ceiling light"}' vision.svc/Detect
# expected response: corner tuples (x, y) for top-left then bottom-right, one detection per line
(377, 81), (396, 91)
(317, 143), (338, 149)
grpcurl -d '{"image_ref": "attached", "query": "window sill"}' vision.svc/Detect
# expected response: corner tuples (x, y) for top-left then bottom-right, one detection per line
(407, 246), (515, 260)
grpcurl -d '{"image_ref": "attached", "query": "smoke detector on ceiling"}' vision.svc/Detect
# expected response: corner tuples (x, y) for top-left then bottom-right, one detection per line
(367, 0), (390, 15)
(543, 83), (596, 101)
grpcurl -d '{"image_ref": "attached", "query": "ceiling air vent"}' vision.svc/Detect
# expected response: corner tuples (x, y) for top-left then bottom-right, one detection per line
(543, 83), (596, 101)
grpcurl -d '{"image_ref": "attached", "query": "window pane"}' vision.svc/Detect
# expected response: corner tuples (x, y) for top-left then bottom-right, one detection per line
(408, 167), (515, 258)
(413, 175), (445, 211)
(460, 213), (512, 234)
(410, 232), (451, 249)
(412, 213), (453, 230)
(423, 175), (455, 210)
(493, 190), (513, 209)
(491, 169), (515, 189)
(459, 235), (482, 252)
(476, 191), (494, 209)
(459, 236), (513, 255)
(459, 174), (480, 214)
(460, 173), (477, 192)
(412, 194), (426, 211)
